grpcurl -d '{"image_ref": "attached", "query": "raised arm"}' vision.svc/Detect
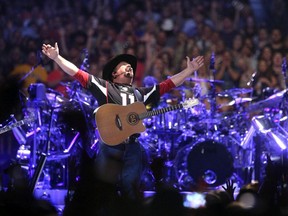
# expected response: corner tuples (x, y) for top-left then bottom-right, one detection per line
(42, 42), (79, 76)
(170, 56), (204, 87)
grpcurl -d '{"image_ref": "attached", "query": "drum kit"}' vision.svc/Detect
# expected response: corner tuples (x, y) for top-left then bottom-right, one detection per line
(2, 82), (98, 191)
(2, 76), (288, 192)
(140, 77), (288, 191)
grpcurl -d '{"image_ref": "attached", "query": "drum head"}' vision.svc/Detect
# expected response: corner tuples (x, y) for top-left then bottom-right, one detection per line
(187, 140), (234, 187)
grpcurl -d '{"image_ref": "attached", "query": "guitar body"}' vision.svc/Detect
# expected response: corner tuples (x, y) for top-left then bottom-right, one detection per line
(95, 98), (199, 146)
(95, 102), (146, 145)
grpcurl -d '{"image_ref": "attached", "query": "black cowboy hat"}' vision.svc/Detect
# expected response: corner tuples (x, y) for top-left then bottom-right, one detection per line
(102, 54), (137, 81)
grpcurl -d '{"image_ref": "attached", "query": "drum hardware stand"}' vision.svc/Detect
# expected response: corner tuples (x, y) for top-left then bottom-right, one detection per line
(42, 106), (72, 189)
(280, 57), (288, 116)
(26, 83), (49, 185)
(45, 106), (59, 157)
(208, 52), (217, 118)
(250, 114), (288, 184)
(73, 87), (96, 158)
(27, 83), (69, 189)
(29, 152), (47, 193)
(276, 56), (288, 190)
(16, 50), (46, 180)
(156, 131), (181, 187)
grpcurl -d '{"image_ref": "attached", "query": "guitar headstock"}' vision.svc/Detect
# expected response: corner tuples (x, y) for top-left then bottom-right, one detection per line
(182, 98), (199, 109)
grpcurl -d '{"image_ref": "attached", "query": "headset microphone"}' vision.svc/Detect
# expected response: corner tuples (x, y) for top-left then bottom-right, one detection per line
(124, 71), (133, 78)
(113, 71), (133, 79)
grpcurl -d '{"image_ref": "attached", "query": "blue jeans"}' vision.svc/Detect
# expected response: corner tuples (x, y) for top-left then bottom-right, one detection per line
(94, 139), (144, 199)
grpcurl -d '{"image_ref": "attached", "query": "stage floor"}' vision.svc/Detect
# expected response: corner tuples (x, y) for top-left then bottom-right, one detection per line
(34, 188), (241, 215)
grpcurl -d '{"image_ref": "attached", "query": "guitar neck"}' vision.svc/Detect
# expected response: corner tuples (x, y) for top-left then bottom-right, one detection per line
(139, 103), (183, 120)
(0, 117), (34, 135)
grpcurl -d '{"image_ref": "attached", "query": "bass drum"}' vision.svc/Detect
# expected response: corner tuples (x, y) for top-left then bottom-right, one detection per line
(175, 139), (234, 189)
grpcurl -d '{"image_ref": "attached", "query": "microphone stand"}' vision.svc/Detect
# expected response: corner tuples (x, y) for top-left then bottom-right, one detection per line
(19, 50), (44, 84)
(247, 71), (257, 105)
(283, 57), (288, 88)
(280, 57), (288, 116)
(209, 52), (217, 118)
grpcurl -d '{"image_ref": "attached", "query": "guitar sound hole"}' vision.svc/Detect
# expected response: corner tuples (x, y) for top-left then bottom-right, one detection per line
(127, 112), (139, 125)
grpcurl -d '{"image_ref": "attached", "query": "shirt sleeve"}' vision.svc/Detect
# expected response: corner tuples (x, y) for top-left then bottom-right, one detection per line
(159, 79), (176, 96)
(73, 69), (89, 88)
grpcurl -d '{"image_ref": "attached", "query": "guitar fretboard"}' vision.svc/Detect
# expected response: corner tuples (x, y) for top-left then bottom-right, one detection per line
(139, 103), (184, 120)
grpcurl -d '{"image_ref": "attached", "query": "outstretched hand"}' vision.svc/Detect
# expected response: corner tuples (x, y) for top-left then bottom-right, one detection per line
(186, 56), (204, 73)
(42, 42), (59, 60)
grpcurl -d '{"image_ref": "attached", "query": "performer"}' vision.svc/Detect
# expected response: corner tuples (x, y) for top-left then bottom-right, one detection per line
(42, 42), (204, 199)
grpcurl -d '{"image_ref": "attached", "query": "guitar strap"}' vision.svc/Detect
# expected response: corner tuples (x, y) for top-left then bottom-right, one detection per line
(106, 81), (109, 103)
(133, 88), (143, 102)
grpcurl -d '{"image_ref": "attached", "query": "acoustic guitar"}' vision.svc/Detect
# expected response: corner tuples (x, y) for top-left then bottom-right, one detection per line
(95, 98), (199, 145)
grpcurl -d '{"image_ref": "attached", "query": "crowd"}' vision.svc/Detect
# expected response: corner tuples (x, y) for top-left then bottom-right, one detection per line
(0, 0), (288, 92)
(0, 0), (288, 215)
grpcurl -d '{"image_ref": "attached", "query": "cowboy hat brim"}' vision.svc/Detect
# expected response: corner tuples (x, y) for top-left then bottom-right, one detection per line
(102, 54), (137, 81)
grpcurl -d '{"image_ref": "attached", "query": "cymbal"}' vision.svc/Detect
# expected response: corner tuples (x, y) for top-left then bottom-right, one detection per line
(46, 92), (69, 108)
(218, 88), (253, 97)
(189, 78), (224, 84)
(226, 97), (253, 106)
(60, 81), (80, 88)
(247, 89), (287, 112)
(74, 91), (95, 106)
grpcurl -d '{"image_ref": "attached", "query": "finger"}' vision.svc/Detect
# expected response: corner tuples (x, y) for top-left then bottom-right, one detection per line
(55, 42), (58, 50)
(198, 61), (204, 66)
(198, 57), (204, 63)
(196, 56), (203, 63)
